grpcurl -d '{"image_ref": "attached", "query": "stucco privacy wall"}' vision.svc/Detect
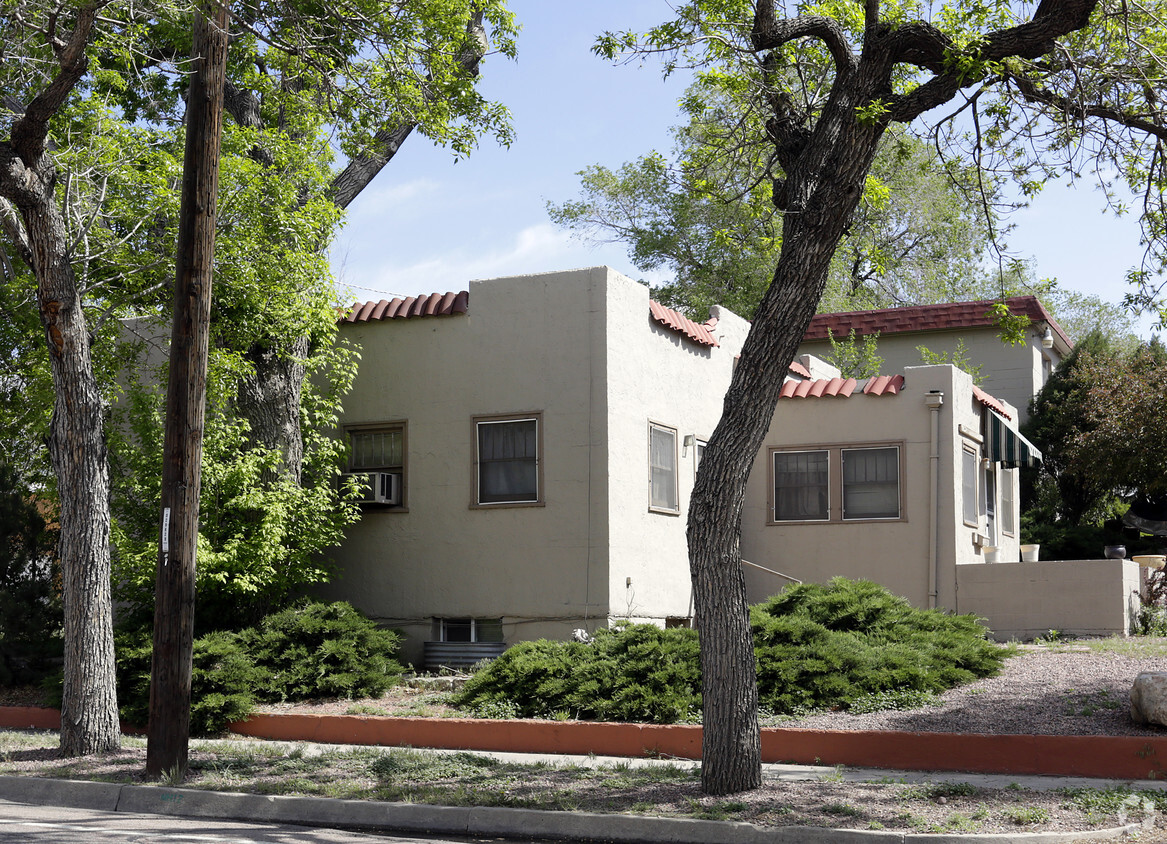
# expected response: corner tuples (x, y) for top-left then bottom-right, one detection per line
(956, 559), (1141, 640)
(799, 324), (1060, 425)
(740, 364), (1021, 611)
(318, 269), (613, 661)
(603, 280), (750, 626)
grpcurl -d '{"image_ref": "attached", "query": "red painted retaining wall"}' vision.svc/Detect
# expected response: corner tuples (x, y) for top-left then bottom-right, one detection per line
(4, 706), (1165, 781)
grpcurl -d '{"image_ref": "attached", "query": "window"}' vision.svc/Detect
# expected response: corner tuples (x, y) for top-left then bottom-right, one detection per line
(438, 617), (503, 642)
(695, 439), (707, 473)
(474, 415), (541, 505)
(984, 463), (997, 545)
(649, 423), (679, 512)
(771, 442), (903, 524)
(773, 450), (829, 521)
(842, 447), (900, 520)
(962, 446), (979, 527)
(349, 423), (406, 507)
(1000, 467), (1016, 536)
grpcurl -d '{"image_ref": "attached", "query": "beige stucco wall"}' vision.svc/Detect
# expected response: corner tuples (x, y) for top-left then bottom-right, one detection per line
(799, 324), (1062, 425)
(319, 266), (750, 661)
(956, 560), (1141, 640)
(740, 363), (1023, 612)
(601, 282), (750, 628)
(317, 268), (614, 661)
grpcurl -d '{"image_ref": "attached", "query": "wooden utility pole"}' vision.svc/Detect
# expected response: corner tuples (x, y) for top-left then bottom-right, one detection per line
(146, 2), (231, 781)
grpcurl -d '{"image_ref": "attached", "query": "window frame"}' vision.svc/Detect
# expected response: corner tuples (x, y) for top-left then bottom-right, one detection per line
(694, 439), (707, 475)
(771, 448), (831, 523)
(437, 617), (504, 643)
(841, 445), (902, 521)
(768, 441), (905, 525)
(346, 421), (408, 510)
(1000, 466), (1016, 537)
(648, 421), (680, 514)
(471, 412), (544, 508)
(961, 445), (979, 528)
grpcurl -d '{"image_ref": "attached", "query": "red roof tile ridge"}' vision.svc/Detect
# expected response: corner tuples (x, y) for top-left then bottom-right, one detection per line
(341, 291), (469, 323)
(803, 295), (1072, 348)
(973, 385), (1011, 420)
(649, 299), (718, 347)
(788, 360), (812, 378)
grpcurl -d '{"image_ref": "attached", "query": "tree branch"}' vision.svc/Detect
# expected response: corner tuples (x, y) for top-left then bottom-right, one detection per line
(11, 3), (106, 165)
(885, 0), (1102, 122)
(326, 11), (489, 210)
(1007, 68), (1167, 142)
(752, 2), (858, 76)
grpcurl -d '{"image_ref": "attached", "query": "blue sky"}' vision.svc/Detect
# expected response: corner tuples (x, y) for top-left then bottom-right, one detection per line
(328, 0), (1159, 340)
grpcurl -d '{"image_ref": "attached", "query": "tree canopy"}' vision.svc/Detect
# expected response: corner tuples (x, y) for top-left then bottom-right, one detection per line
(0, 0), (517, 755)
(594, 0), (1166, 795)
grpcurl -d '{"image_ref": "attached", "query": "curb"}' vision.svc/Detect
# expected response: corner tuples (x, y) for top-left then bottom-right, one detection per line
(0, 775), (1141, 844)
(5, 706), (1167, 781)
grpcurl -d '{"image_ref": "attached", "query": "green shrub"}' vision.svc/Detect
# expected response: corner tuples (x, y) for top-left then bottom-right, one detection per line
(752, 578), (1008, 713)
(241, 600), (405, 702)
(458, 579), (1006, 723)
(455, 624), (701, 723)
(115, 628), (261, 735)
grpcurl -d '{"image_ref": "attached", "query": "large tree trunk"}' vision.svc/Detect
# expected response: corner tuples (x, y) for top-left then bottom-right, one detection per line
(0, 3), (120, 757)
(690, 74), (885, 793)
(236, 336), (308, 484)
(33, 205), (121, 756)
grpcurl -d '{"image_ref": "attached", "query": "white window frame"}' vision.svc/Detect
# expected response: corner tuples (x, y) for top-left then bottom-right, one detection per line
(472, 413), (543, 507)
(649, 422), (680, 514)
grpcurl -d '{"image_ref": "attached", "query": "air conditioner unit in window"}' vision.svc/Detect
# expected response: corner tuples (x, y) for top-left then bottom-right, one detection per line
(343, 471), (402, 506)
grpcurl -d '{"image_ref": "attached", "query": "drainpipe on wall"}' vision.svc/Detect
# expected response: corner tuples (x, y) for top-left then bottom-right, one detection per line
(925, 391), (945, 609)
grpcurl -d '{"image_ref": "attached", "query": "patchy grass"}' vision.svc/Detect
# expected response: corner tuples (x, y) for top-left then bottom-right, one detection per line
(1053, 636), (1167, 657)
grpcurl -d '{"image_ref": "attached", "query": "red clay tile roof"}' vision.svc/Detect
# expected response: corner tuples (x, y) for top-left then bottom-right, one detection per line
(788, 360), (812, 378)
(342, 291), (469, 323)
(863, 374), (905, 396)
(649, 300), (719, 347)
(802, 296), (1072, 349)
(778, 374), (903, 400)
(973, 385), (1011, 420)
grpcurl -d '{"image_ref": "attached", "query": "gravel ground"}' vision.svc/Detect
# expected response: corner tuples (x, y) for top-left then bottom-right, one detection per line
(792, 646), (1167, 736)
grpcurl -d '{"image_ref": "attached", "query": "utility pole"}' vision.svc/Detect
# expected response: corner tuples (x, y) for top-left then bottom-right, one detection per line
(146, 2), (230, 781)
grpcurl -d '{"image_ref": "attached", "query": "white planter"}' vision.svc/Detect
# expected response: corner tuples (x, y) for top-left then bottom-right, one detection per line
(1020, 544), (1040, 562)
(983, 546), (1000, 563)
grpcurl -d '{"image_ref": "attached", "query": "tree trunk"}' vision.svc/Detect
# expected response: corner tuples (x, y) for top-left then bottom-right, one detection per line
(31, 204), (122, 757)
(691, 77), (886, 793)
(147, 3), (230, 781)
(236, 336), (308, 483)
(0, 2), (119, 758)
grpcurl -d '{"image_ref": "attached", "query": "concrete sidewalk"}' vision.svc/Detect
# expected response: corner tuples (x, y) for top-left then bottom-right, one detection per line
(0, 742), (1157, 844)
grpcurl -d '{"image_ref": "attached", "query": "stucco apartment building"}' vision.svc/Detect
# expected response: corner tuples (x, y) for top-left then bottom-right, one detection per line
(317, 267), (750, 665)
(321, 272), (1138, 657)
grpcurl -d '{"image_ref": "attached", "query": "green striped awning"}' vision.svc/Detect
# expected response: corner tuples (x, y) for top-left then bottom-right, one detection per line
(985, 409), (1042, 469)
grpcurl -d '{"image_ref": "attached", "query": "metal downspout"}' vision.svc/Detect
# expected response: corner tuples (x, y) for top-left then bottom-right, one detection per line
(925, 392), (944, 609)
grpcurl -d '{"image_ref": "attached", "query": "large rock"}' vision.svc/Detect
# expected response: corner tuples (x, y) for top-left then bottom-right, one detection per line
(1130, 671), (1167, 726)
